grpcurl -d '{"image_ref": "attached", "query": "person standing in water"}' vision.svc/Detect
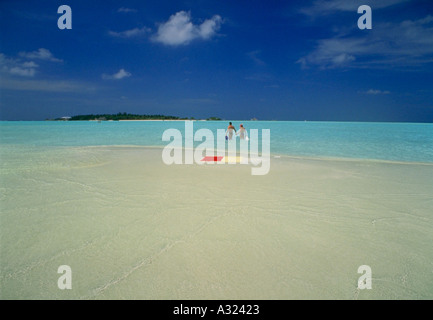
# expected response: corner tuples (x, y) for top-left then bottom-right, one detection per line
(226, 122), (236, 140)
(238, 124), (248, 140)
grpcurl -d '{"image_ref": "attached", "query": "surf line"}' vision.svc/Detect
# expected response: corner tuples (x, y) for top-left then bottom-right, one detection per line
(161, 121), (271, 175)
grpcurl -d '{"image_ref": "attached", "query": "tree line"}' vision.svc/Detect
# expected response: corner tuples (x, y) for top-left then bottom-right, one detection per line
(56, 113), (221, 121)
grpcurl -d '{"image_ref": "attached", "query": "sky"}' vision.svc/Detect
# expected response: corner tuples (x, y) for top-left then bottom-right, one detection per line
(0, 0), (432, 122)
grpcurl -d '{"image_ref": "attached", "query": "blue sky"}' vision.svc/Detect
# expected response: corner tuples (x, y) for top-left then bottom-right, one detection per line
(0, 0), (432, 121)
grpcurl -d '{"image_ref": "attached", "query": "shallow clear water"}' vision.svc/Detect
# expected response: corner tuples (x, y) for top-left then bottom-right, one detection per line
(1, 121), (432, 163)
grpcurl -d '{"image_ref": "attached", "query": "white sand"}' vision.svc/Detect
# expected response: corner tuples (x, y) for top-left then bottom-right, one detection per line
(1, 146), (432, 299)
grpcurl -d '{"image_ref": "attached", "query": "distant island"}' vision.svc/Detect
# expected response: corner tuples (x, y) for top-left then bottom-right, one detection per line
(51, 113), (222, 121)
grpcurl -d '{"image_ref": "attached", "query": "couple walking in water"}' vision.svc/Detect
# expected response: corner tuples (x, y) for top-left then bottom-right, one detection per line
(226, 122), (248, 140)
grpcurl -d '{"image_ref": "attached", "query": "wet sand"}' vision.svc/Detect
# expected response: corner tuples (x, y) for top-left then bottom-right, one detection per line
(1, 146), (432, 299)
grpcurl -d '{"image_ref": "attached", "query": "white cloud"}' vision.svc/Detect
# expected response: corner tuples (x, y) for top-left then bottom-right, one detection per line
(365, 89), (391, 95)
(153, 11), (222, 46)
(247, 50), (266, 66)
(0, 53), (38, 77)
(108, 27), (151, 38)
(102, 68), (131, 80)
(118, 7), (137, 13)
(197, 15), (222, 39)
(8, 67), (36, 77)
(332, 53), (355, 65)
(297, 15), (433, 69)
(22, 61), (39, 68)
(300, 0), (409, 16)
(0, 52), (95, 92)
(18, 48), (62, 62)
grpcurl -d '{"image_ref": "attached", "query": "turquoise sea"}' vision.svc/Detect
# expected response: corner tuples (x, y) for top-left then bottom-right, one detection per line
(1, 121), (432, 163)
